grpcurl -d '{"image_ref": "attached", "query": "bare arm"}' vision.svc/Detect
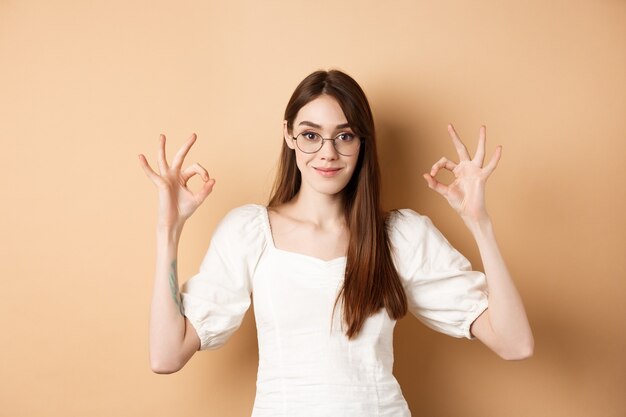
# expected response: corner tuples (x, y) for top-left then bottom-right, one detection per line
(424, 124), (534, 360)
(148, 226), (201, 374)
(466, 218), (533, 360)
(139, 133), (215, 373)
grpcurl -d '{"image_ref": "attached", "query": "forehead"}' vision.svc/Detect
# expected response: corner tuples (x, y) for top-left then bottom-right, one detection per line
(294, 95), (348, 126)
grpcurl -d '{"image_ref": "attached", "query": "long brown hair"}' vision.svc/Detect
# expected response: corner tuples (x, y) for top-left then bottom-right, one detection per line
(268, 69), (408, 339)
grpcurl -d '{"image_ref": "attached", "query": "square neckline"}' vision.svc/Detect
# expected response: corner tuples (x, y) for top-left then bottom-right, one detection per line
(260, 205), (348, 266)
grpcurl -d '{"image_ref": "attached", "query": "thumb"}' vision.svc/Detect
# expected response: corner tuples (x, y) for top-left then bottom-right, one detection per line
(423, 173), (448, 196)
(196, 178), (216, 203)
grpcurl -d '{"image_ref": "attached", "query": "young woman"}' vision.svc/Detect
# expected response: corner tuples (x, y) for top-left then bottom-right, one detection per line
(138, 69), (533, 416)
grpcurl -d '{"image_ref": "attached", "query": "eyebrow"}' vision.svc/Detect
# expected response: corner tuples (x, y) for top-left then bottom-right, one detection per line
(298, 121), (352, 129)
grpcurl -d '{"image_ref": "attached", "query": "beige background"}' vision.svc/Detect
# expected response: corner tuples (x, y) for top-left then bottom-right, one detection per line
(1, 1), (624, 416)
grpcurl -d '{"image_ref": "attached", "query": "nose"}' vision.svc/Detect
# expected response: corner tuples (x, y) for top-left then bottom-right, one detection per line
(318, 138), (339, 159)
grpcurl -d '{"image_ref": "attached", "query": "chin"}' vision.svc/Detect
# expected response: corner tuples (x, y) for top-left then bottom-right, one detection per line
(297, 165), (356, 197)
(309, 181), (351, 197)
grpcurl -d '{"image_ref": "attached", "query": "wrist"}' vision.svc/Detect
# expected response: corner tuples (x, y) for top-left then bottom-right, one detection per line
(156, 223), (184, 241)
(462, 214), (494, 237)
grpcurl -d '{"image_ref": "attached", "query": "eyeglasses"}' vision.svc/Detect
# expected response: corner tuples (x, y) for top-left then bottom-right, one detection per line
(291, 132), (362, 156)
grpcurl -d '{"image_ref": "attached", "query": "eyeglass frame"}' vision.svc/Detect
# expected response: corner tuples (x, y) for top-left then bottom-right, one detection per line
(290, 132), (364, 156)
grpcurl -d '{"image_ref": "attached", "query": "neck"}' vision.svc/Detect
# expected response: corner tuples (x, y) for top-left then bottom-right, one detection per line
(287, 187), (346, 228)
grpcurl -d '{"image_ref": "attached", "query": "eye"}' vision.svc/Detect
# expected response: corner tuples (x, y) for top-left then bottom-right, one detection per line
(336, 132), (355, 142)
(302, 132), (321, 142)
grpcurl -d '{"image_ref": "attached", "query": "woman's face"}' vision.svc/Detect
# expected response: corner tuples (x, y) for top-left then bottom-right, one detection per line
(283, 94), (360, 198)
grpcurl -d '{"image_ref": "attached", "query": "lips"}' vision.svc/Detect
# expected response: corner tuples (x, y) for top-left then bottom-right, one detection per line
(314, 167), (342, 177)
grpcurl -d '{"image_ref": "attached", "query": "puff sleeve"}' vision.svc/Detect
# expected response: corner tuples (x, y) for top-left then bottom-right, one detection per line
(180, 204), (266, 350)
(389, 209), (489, 339)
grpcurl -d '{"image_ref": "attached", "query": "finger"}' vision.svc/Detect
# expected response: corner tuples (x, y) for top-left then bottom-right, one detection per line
(483, 145), (502, 176)
(430, 157), (457, 177)
(172, 133), (197, 169)
(194, 178), (216, 203)
(157, 134), (169, 174)
(423, 173), (449, 196)
(473, 125), (486, 166)
(181, 162), (210, 183)
(447, 123), (471, 161)
(138, 154), (164, 185)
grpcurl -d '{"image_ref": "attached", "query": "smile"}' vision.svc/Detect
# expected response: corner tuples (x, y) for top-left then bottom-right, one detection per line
(314, 167), (342, 177)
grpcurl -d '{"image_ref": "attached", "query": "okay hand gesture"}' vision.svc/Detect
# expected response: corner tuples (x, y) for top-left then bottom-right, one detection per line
(423, 124), (502, 223)
(138, 133), (216, 229)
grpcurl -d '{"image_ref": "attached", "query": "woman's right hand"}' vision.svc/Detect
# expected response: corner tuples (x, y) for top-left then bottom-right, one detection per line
(138, 133), (216, 229)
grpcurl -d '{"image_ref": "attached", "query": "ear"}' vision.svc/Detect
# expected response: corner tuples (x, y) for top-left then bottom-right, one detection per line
(283, 120), (295, 150)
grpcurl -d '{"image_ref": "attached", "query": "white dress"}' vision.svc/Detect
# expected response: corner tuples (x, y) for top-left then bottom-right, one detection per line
(181, 204), (489, 417)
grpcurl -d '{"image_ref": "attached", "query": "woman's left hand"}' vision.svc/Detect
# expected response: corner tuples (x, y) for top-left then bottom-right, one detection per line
(423, 124), (502, 223)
